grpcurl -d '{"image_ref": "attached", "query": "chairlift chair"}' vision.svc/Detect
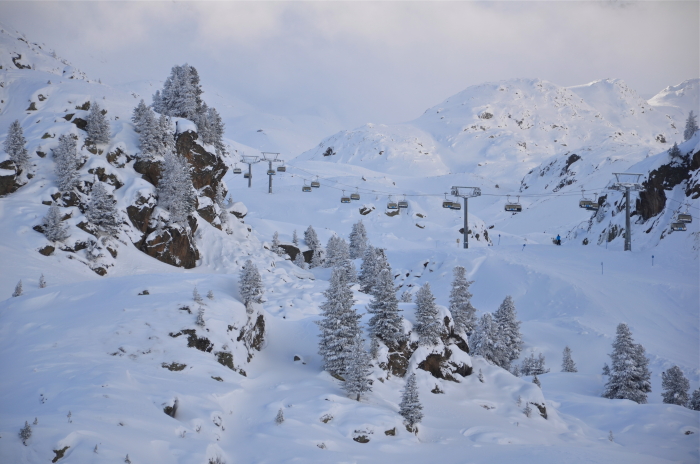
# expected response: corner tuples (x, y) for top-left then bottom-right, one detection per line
(302, 180), (312, 192)
(579, 188), (593, 209)
(505, 195), (522, 213)
(243, 172), (250, 179)
(398, 196), (408, 209)
(678, 212), (692, 223)
(311, 177), (321, 188)
(233, 164), (242, 175)
(585, 193), (599, 211)
(450, 201), (462, 211)
(277, 164), (286, 172)
(267, 169), (276, 175)
(442, 193), (453, 209)
(671, 222), (687, 231)
(350, 188), (360, 201)
(341, 190), (351, 203)
(387, 196), (398, 210)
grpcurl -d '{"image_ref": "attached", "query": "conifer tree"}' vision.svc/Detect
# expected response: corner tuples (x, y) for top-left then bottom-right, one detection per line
(668, 142), (682, 159)
(533, 374), (541, 388)
(39, 274), (46, 288)
(310, 248), (324, 268)
(53, 134), (80, 192)
(135, 106), (160, 159)
(304, 225), (320, 250)
(523, 403), (532, 418)
(449, 266), (477, 336)
(478, 369), (484, 383)
(19, 421), (31, 445)
(293, 252), (306, 269)
(689, 389), (700, 411)
(154, 64), (204, 120)
(157, 114), (176, 156)
(684, 110), (699, 141)
(12, 280), (23, 297)
(271, 231), (285, 256)
(344, 334), (373, 401)
(338, 257), (357, 284)
(316, 266), (360, 377)
(131, 99), (149, 133)
(86, 181), (120, 237)
(493, 295), (522, 370)
(349, 220), (368, 259)
(358, 245), (379, 293)
(469, 313), (499, 364)
(603, 323), (652, 404)
(204, 106), (226, 156)
(399, 373), (423, 432)
(325, 236), (350, 268)
(414, 282), (443, 346)
(158, 151), (195, 224)
(275, 408), (284, 425)
(3, 119), (29, 170)
(215, 188), (229, 229)
(521, 352), (550, 376)
(661, 366), (690, 406)
(193, 286), (203, 304)
(367, 268), (404, 346)
(400, 290), (412, 303)
(239, 260), (264, 307)
(42, 204), (69, 242)
(195, 306), (205, 327)
(562, 346), (577, 372)
(292, 229), (299, 247)
(86, 101), (110, 144)
(602, 363), (610, 376)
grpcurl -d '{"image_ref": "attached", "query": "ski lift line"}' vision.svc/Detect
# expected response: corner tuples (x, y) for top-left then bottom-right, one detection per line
(666, 198), (700, 211)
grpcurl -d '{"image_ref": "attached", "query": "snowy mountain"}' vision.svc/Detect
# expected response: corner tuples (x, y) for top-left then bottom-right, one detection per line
(1, 24), (699, 464)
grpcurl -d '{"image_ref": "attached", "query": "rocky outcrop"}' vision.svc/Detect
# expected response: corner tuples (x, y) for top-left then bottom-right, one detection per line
(237, 314), (266, 362)
(142, 221), (199, 269)
(175, 130), (228, 200)
(637, 156), (693, 220)
(416, 346), (472, 382)
(87, 166), (123, 189)
(133, 158), (164, 187)
(0, 160), (23, 196)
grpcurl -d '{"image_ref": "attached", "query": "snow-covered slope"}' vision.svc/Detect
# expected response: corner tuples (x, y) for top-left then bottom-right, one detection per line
(1, 24), (699, 464)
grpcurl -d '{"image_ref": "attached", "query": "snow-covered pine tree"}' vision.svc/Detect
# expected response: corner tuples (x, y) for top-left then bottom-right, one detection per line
(533, 374), (541, 388)
(562, 346), (577, 372)
(602, 363), (610, 376)
(207, 290), (214, 300)
(135, 107), (160, 159)
(53, 134), (80, 192)
(493, 295), (523, 370)
(689, 389), (700, 411)
(311, 248), (324, 268)
(414, 282), (443, 346)
(602, 323), (652, 404)
(325, 236), (350, 268)
(358, 245), (379, 293)
(520, 352), (550, 376)
(469, 313), (499, 364)
(214, 188), (229, 229)
(348, 220), (368, 259)
(3, 120), (29, 170)
(86, 181), (120, 237)
(205, 105), (226, 156)
(195, 306), (205, 327)
(158, 151), (195, 224)
(661, 366), (690, 406)
(449, 266), (477, 336)
(339, 257), (357, 283)
(668, 142), (682, 159)
(292, 229), (299, 246)
(523, 403), (532, 418)
(400, 290), (412, 303)
(154, 64), (204, 120)
(271, 232), (284, 256)
(39, 274), (46, 288)
(42, 204), (69, 242)
(684, 110), (699, 141)
(239, 260), (264, 307)
(304, 226), (322, 266)
(316, 265), (360, 377)
(12, 280), (23, 297)
(131, 100), (149, 133)
(275, 408), (284, 425)
(157, 114), (176, 157)
(399, 373), (423, 433)
(19, 421), (31, 445)
(367, 268), (404, 347)
(478, 369), (484, 383)
(193, 286), (203, 304)
(344, 334), (373, 401)
(293, 252), (306, 269)
(86, 101), (110, 144)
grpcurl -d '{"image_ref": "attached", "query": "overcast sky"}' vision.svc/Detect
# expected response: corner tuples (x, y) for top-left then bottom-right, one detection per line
(1, 1), (698, 129)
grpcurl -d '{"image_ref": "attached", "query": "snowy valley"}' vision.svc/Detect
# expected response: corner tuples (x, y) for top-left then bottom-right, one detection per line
(0, 23), (699, 464)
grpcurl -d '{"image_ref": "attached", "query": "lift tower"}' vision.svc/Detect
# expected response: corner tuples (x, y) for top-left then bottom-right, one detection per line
(451, 186), (482, 249)
(261, 152), (284, 194)
(610, 173), (644, 251)
(241, 155), (260, 188)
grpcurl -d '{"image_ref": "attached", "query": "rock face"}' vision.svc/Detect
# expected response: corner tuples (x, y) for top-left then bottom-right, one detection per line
(0, 160), (23, 196)
(133, 158), (164, 187)
(175, 130), (228, 200)
(237, 314), (266, 362)
(637, 156), (693, 221)
(142, 221), (199, 269)
(416, 346), (472, 382)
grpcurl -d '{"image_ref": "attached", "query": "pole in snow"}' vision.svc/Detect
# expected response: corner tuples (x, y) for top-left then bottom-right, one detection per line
(498, 234), (501, 245)
(652, 255), (654, 266)
(601, 262), (604, 275)
(610, 173), (644, 252)
(450, 186), (481, 249)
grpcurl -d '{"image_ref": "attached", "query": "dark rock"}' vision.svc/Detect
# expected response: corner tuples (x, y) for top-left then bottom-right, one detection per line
(162, 362), (187, 371)
(75, 101), (90, 111)
(41, 132), (53, 139)
(106, 246), (117, 258)
(178, 329), (213, 353)
(76, 221), (98, 237)
(26, 102), (37, 111)
(353, 435), (370, 443)
(51, 446), (69, 463)
(359, 206), (375, 215)
(446, 331), (469, 354)
(216, 352), (234, 370)
(138, 290), (149, 295)
(293, 355), (301, 361)
(211, 376), (223, 382)
(93, 267), (107, 276)
(302, 249), (314, 264)
(197, 203), (218, 225)
(142, 224), (199, 269)
(531, 402), (547, 419)
(382, 339), (414, 377)
(33, 224), (45, 233)
(562, 154), (581, 174)
(37, 94), (46, 102)
(279, 244), (302, 261)
(38, 245), (55, 256)
(71, 118), (87, 131)
(0, 159), (22, 196)
(384, 428), (396, 436)
(63, 113), (74, 121)
(417, 347), (472, 382)
(163, 398), (178, 418)
(656, 134), (666, 143)
(12, 54), (30, 69)
(237, 314), (266, 362)
(175, 130), (228, 200)
(61, 190), (82, 208)
(133, 158), (164, 187)
(431, 384), (445, 394)
(637, 158), (693, 221)
(37, 151), (46, 158)
(87, 166), (123, 189)
(106, 147), (129, 167)
(126, 193), (156, 236)
(385, 209), (400, 217)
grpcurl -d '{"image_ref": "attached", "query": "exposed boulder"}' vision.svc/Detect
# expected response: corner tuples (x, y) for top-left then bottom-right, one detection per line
(278, 244), (301, 261)
(126, 192), (157, 235)
(142, 222), (199, 269)
(416, 346), (472, 382)
(175, 130), (228, 200)
(637, 157), (693, 220)
(0, 159), (23, 196)
(87, 166), (123, 189)
(237, 314), (266, 362)
(133, 158), (164, 187)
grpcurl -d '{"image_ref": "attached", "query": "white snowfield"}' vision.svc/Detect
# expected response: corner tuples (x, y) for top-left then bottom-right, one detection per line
(1, 23), (699, 464)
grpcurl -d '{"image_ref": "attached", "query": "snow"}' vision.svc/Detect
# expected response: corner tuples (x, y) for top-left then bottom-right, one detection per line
(0, 23), (699, 464)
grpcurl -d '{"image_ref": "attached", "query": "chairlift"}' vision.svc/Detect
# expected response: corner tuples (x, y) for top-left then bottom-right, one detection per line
(277, 164), (286, 172)
(450, 201), (462, 211)
(302, 180), (311, 192)
(341, 190), (351, 203)
(579, 188), (593, 209)
(233, 164), (242, 175)
(350, 188), (360, 201)
(671, 222), (687, 231)
(311, 176), (321, 188)
(398, 195), (408, 209)
(243, 172), (250, 179)
(387, 196), (398, 210)
(505, 195), (522, 213)
(585, 193), (599, 211)
(678, 205), (692, 223)
(442, 193), (453, 209)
